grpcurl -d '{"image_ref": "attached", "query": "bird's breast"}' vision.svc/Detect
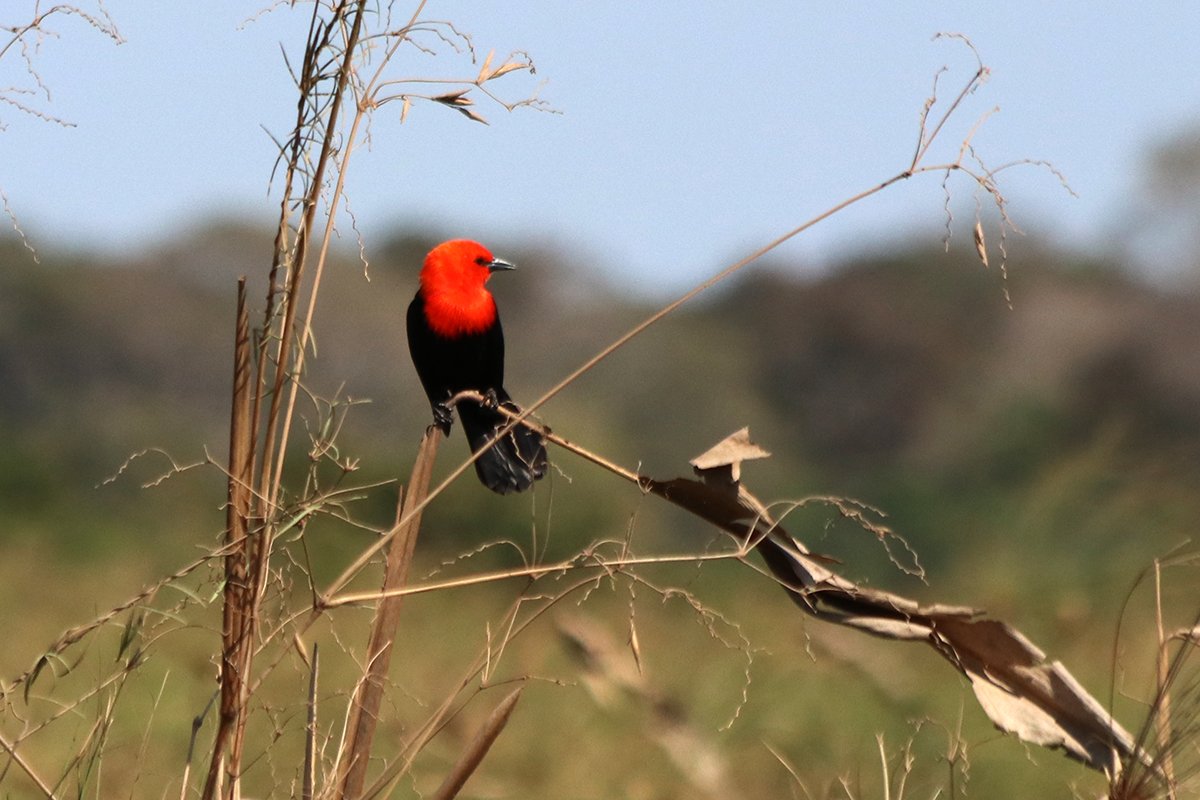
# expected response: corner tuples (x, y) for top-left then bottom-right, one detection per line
(421, 288), (498, 339)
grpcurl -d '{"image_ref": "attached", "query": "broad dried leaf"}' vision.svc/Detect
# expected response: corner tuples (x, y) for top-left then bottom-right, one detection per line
(933, 616), (1131, 772)
(690, 427), (771, 471)
(487, 60), (528, 80)
(640, 467), (1142, 775)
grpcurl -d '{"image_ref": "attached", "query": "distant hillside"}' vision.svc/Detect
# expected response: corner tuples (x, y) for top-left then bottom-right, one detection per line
(3, 224), (1199, 593)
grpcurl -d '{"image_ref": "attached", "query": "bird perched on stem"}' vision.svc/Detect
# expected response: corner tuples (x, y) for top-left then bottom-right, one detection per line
(407, 239), (548, 494)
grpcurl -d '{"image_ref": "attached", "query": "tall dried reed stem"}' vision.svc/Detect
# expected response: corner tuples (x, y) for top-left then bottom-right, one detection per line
(336, 428), (441, 799)
(202, 279), (253, 799)
(204, 4), (372, 796)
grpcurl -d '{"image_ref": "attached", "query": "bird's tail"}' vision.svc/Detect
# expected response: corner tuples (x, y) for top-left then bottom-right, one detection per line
(458, 395), (548, 495)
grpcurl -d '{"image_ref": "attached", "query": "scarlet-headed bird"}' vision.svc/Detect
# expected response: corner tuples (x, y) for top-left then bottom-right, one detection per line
(407, 239), (548, 494)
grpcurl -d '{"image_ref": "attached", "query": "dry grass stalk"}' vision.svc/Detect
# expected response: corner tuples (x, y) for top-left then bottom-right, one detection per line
(352, 574), (610, 800)
(202, 4), (373, 797)
(1108, 555), (1200, 799)
(0, 731), (57, 799)
(202, 279), (254, 800)
(429, 686), (524, 800)
(257, 0), (373, 509)
(1154, 561), (1177, 799)
(304, 643), (320, 800)
(336, 428), (442, 799)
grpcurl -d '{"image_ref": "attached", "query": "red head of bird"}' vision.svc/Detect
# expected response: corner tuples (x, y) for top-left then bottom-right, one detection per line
(418, 239), (516, 339)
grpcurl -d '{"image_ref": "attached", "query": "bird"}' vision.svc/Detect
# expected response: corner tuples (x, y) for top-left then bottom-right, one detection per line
(406, 239), (548, 494)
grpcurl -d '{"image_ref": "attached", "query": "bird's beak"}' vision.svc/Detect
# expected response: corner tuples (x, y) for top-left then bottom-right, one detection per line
(487, 257), (517, 273)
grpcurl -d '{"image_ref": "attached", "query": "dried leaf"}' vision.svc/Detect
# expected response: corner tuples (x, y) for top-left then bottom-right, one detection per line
(432, 89), (471, 107)
(487, 61), (528, 80)
(933, 617), (1130, 771)
(400, 96), (411, 125)
(690, 427), (771, 484)
(640, 466), (1142, 775)
(476, 49), (495, 83)
(457, 106), (490, 125)
(690, 427), (771, 471)
(429, 90), (490, 125)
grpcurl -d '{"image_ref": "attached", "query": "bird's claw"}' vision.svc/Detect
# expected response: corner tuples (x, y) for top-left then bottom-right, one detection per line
(483, 388), (501, 410)
(432, 402), (454, 434)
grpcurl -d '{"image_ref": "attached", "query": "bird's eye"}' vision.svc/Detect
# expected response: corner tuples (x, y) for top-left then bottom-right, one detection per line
(474, 256), (489, 266)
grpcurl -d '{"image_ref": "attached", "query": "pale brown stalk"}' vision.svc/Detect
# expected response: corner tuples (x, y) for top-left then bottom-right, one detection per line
(208, 4), (373, 797)
(303, 643), (319, 800)
(336, 428), (441, 799)
(0, 731), (57, 799)
(202, 279), (254, 800)
(1155, 561), (1178, 799)
(271, 0), (431, 504)
(430, 687), (524, 800)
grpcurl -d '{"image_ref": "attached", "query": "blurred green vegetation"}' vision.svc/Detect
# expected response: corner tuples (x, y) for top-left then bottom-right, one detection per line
(1, 224), (1198, 797)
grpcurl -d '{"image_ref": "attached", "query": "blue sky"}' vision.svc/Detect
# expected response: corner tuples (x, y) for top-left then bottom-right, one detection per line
(3, 3), (1199, 293)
